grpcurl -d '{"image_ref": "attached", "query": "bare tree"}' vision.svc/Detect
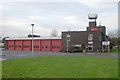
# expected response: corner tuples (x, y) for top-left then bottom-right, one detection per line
(51, 29), (58, 37)
(108, 29), (119, 47)
(108, 29), (118, 38)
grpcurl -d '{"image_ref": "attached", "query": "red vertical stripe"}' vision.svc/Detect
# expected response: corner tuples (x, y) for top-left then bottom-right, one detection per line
(22, 40), (23, 50)
(40, 40), (42, 51)
(50, 40), (52, 51)
(39, 40), (41, 51)
(31, 40), (32, 51)
(14, 40), (15, 50)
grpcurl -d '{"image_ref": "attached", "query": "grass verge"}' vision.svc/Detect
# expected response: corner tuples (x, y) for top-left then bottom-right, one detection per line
(110, 48), (120, 54)
(2, 56), (118, 78)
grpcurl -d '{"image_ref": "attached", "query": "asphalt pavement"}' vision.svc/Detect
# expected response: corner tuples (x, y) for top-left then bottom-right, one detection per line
(0, 50), (119, 60)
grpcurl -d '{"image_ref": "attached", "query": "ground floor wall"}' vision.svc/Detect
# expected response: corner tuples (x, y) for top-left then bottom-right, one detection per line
(6, 39), (62, 52)
(61, 31), (103, 52)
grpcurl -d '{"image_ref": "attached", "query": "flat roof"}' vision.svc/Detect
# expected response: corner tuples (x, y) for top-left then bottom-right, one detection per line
(62, 31), (87, 33)
(6, 37), (61, 40)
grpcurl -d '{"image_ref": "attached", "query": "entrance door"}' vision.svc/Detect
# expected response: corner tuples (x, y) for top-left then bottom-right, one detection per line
(88, 45), (93, 51)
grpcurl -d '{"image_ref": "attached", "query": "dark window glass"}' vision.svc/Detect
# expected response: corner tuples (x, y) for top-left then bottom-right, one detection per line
(34, 46), (39, 48)
(88, 47), (92, 50)
(52, 46), (60, 48)
(23, 45), (29, 48)
(15, 45), (21, 48)
(41, 46), (48, 48)
(8, 45), (14, 47)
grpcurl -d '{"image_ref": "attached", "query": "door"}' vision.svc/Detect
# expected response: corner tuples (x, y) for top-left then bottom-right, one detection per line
(88, 45), (93, 51)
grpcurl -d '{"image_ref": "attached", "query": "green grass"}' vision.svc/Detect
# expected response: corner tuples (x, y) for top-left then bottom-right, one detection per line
(2, 56), (118, 78)
(110, 48), (120, 53)
(0, 61), (2, 79)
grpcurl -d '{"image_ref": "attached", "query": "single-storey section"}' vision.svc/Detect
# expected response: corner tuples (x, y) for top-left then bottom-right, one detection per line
(6, 37), (62, 52)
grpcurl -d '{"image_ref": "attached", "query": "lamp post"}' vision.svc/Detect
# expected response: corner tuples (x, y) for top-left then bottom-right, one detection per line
(31, 24), (34, 56)
(66, 34), (70, 53)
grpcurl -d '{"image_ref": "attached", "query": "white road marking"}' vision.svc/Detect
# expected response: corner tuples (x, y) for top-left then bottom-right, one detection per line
(0, 59), (6, 61)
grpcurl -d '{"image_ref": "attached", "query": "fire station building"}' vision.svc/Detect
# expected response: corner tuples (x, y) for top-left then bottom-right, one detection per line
(5, 14), (109, 52)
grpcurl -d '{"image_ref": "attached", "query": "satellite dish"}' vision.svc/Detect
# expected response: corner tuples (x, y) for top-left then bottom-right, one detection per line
(88, 14), (97, 19)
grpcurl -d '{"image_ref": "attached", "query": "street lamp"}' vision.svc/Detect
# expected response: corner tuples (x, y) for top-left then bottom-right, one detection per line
(66, 34), (70, 53)
(31, 24), (34, 56)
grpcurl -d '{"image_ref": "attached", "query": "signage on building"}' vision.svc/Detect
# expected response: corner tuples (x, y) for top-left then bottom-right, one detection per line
(102, 41), (110, 45)
(90, 28), (98, 31)
(72, 45), (82, 47)
(88, 41), (93, 44)
(66, 34), (70, 41)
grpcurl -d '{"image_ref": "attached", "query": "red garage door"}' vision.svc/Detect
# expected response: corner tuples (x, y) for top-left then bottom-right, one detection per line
(41, 40), (50, 51)
(15, 40), (22, 50)
(51, 39), (62, 52)
(23, 40), (31, 51)
(33, 40), (40, 51)
(7, 40), (15, 50)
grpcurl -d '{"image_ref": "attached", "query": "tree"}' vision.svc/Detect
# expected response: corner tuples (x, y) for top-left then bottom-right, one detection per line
(51, 29), (58, 37)
(2, 37), (9, 43)
(108, 30), (119, 48)
(2, 37), (9, 48)
(108, 29), (118, 38)
(109, 37), (118, 46)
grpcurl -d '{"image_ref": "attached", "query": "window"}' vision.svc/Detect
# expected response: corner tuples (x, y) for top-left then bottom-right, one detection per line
(8, 45), (14, 47)
(41, 46), (48, 48)
(19, 45), (21, 48)
(88, 34), (93, 41)
(45, 46), (48, 48)
(34, 45), (39, 48)
(23, 45), (29, 48)
(16, 45), (21, 48)
(52, 46), (60, 48)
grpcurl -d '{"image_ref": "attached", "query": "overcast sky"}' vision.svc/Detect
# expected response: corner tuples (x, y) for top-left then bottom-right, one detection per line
(0, 0), (119, 38)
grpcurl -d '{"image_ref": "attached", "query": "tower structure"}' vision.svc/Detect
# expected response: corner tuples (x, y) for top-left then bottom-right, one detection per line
(88, 14), (97, 27)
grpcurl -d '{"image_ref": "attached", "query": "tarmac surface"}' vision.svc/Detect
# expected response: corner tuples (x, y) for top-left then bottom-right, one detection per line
(1, 50), (119, 60)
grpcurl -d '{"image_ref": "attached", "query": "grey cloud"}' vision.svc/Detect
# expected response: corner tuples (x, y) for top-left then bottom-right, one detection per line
(2, 2), (90, 17)
(1, 1), (118, 37)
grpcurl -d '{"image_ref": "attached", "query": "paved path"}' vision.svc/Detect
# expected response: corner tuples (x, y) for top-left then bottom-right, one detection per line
(1, 50), (119, 60)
